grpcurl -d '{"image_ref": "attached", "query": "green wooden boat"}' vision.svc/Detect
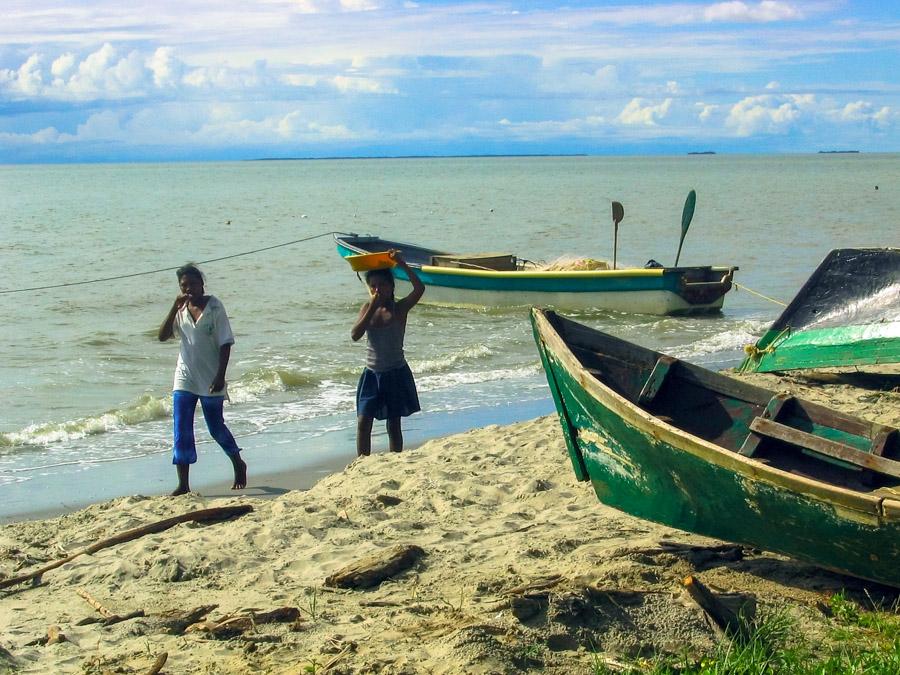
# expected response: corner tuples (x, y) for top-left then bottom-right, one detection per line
(532, 308), (900, 586)
(740, 248), (900, 373)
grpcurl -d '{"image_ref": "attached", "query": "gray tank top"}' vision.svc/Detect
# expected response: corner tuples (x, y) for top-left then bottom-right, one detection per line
(366, 318), (407, 372)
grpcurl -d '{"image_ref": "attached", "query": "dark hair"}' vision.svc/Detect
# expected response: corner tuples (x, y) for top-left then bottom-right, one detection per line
(364, 268), (394, 286)
(176, 263), (204, 282)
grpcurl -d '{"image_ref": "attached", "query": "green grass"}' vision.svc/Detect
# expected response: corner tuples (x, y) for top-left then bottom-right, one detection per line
(587, 591), (900, 675)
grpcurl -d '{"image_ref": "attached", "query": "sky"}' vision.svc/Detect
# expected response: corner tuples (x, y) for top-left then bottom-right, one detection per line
(1, 0), (898, 162)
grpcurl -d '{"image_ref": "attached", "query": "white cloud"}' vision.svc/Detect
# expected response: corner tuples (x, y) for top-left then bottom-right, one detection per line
(188, 107), (358, 144)
(147, 47), (183, 88)
(696, 102), (719, 122)
(50, 53), (76, 80)
(1, 44), (154, 100)
(0, 126), (61, 144)
(331, 75), (396, 94)
(182, 62), (270, 90)
(73, 110), (127, 141)
(617, 98), (672, 126)
(833, 101), (893, 128)
(340, 0), (380, 11)
(765, 80), (780, 90)
(307, 120), (356, 139)
(498, 115), (607, 138)
(725, 93), (814, 135)
(12, 54), (44, 96)
(704, 1), (801, 23)
(538, 64), (618, 95)
(282, 73), (320, 87)
(290, 0), (380, 13)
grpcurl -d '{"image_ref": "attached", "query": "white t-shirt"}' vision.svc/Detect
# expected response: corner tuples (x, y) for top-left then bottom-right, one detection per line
(172, 295), (235, 397)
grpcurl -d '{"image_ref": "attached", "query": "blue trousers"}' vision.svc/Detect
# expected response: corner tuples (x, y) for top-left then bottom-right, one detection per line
(172, 390), (240, 465)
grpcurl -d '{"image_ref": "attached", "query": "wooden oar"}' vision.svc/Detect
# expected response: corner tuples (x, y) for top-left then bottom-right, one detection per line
(611, 201), (624, 270)
(674, 190), (696, 267)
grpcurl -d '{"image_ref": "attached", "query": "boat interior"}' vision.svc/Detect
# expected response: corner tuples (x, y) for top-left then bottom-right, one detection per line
(340, 235), (523, 271)
(548, 311), (900, 496)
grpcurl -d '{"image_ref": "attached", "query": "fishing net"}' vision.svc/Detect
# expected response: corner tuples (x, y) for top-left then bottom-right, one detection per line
(538, 256), (611, 271)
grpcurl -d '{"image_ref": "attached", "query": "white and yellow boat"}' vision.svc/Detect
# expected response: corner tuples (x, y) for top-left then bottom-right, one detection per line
(335, 233), (737, 316)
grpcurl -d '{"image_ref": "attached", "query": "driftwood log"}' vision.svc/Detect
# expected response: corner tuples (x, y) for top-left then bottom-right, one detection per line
(156, 604), (219, 634)
(75, 587), (145, 626)
(682, 575), (751, 642)
(0, 505), (253, 590)
(507, 575), (563, 596)
(186, 607), (300, 639)
(324, 544), (425, 589)
(24, 625), (67, 647)
(145, 652), (168, 675)
(77, 588), (116, 617)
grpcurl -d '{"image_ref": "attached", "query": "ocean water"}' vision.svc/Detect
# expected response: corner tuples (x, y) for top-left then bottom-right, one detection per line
(1, 155), (898, 517)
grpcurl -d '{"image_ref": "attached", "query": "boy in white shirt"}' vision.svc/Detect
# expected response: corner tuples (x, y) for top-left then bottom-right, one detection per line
(159, 264), (247, 495)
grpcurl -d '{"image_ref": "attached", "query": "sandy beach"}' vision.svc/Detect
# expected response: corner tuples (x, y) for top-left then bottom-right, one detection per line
(1, 367), (898, 674)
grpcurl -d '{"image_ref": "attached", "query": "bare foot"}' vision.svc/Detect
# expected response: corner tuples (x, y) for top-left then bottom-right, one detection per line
(231, 456), (247, 490)
(172, 464), (190, 495)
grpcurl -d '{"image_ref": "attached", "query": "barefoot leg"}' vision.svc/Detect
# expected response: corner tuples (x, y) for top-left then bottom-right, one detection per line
(230, 453), (247, 490)
(357, 415), (374, 456)
(172, 464), (191, 496)
(387, 417), (403, 453)
(200, 395), (245, 488)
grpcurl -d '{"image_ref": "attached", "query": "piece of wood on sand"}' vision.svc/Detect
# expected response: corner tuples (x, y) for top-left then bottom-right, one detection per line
(145, 652), (167, 675)
(155, 604), (219, 635)
(186, 607), (301, 639)
(0, 504), (253, 590)
(682, 575), (753, 642)
(324, 544), (425, 589)
(24, 625), (67, 647)
(77, 588), (117, 618)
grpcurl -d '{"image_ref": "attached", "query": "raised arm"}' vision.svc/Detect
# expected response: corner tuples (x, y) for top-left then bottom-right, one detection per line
(158, 295), (186, 341)
(351, 300), (377, 342)
(394, 254), (425, 312)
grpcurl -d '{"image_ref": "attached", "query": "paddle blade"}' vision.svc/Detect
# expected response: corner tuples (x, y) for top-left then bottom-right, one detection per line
(675, 190), (696, 266)
(611, 201), (624, 225)
(611, 202), (623, 270)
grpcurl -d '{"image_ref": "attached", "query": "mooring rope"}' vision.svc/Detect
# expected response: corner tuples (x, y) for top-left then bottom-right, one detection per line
(732, 282), (787, 307)
(0, 231), (340, 295)
(738, 325), (793, 372)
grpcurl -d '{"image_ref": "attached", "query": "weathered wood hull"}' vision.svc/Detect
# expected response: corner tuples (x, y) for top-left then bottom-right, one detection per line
(532, 308), (900, 587)
(336, 234), (736, 316)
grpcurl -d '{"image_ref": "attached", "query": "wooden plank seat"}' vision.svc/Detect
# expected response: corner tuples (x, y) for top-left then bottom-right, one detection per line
(747, 417), (900, 480)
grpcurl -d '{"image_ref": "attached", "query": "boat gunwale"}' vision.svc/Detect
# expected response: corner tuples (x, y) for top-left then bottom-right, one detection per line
(531, 307), (895, 520)
(335, 234), (737, 280)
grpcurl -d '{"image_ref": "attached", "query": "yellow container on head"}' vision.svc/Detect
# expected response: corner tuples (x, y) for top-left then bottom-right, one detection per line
(346, 251), (396, 272)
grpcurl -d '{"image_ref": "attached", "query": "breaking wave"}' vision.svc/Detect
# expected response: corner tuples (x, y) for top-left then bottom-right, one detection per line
(0, 394), (170, 449)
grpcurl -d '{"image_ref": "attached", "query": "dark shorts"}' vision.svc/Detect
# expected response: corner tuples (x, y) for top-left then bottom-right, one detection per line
(356, 364), (421, 421)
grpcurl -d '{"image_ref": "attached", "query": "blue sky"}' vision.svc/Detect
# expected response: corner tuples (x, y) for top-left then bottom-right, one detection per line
(1, 0), (898, 162)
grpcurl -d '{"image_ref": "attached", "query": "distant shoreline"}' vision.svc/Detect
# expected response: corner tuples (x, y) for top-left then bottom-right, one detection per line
(250, 153), (589, 161)
(818, 150), (860, 154)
